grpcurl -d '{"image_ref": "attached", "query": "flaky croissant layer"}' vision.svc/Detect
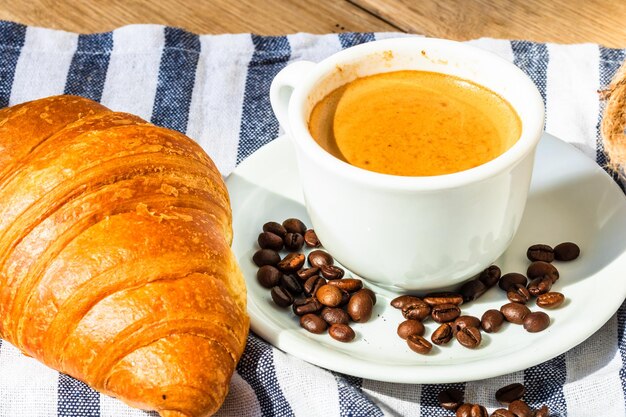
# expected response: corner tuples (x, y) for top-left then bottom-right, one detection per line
(0, 95), (249, 417)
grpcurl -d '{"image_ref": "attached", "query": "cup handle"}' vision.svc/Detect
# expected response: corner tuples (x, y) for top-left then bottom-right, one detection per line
(270, 61), (316, 133)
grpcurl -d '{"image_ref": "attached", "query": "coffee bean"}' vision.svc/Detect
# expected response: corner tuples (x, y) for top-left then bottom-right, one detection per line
(329, 323), (355, 342)
(527, 261), (559, 283)
(523, 311), (550, 332)
(406, 334), (432, 354)
(257, 265), (282, 288)
(277, 252), (305, 272)
(431, 323), (454, 345)
(391, 295), (422, 309)
(423, 292), (464, 306)
(481, 309), (505, 333)
(554, 241), (580, 261)
(499, 273), (527, 291)
(320, 264), (345, 280)
(500, 303), (531, 324)
(526, 244), (554, 262)
(431, 303), (462, 323)
(271, 286), (294, 307)
(401, 299), (431, 321)
(292, 297), (323, 316)
(338, 289), (351, 306)
(397, 319), (425, 339)
(257, 231), (284, 250)
(491, 409), (515, 417)
(304, 229), (321, 247)
(479, 265), (502, 288)
(299, 313), (327, 334)
(360, 288), (377, 305)
(283, 218), (307, 234)
(280, 273), (303, 295)
(284, 232), (305, 251)
(454, 315), (481, 333)
(316, 284), (343, 307)
(507, 284), (530, 304)
(296, 267), (319, 281)
(328, 278), (362, 292)
(263, 221), (287, 238)
(527, 276), (552, 296)
(536, 291), (565, 309)
(460, 279), (487, 302)
(456, 404), (473, 417)
(308, 250), (334, 268)
(508, 400), (533, 417)
(495, 383), (525, 404)
(456, 326), (482, 348)
(438, 388), (464, 411)
(470, 405), (488, 417)
(347, 289), (374, 322)
(252, 249), (280, 267)
(304, 275), (327, 296)
(321, 307), (350, 325)
(534, 405), (550, 417)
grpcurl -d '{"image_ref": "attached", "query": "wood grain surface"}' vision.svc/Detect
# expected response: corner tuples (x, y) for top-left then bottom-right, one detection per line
(0, 0), (623, 47)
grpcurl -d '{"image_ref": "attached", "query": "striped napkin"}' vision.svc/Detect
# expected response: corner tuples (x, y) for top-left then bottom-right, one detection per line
(0, 20), (624, 417)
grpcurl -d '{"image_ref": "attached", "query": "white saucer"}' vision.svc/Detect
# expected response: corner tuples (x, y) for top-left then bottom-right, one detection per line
(226, 133), (626, 383)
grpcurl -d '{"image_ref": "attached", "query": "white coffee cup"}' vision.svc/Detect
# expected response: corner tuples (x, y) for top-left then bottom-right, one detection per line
(270, 38), (544, 291)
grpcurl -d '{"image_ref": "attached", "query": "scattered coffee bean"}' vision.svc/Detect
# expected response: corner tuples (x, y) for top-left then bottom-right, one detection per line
(391, 295), (423, 309)
(431, 323), (454, 345)
(535, 405), (550, 417)
(360, 288), (377, 305)
(507, 284), (530, 304)
(527, 261), (559, 283)
(495, 383), (525, 405)
(402, 299), (431, 321)
(455, 403), (473, 417)
(321, 307), (350, 325)
(431, 303), (462, 323)
(499, 273), (527, 291)
(423, 291), (464, 306)
(536, 291), (565, 309)
(327, 278), (362, 292)
(277, 252), (305, 272)
(296, 267), (319, 281)
(284, 232), (305, 251)
(527, 276), (552, 296)
(500, 303), (531, 324)
(338, 289), (351, 306)
(263, 221), (287, 238)
(523, 311), (550, 332)
(316, 284), (343, 307)
(300, 313), (327, 334)
(329, 323), (355, 342)
(456, 326), (482, 349)
(397, 319), (425, 339)
(304, 229), (321, 247)
(304, 275), (326, 296)
(292, 297), (322, 316)
(554, 241), (580, 261)
(280, 273), (303, 295)
(438, 388), (464, 411)
(470, 404), (488, 417)
(526, 244), (554, 262)
(454, 315), (481, 333)
(257, 265), (282, 288)
(258, 231), (284, 250)
(407, 334), (432, 354)
(481, 309), (505, 333)
(491, 409), (515, 417)
(347, 289), (374, 322)
(283, 218), (307, 234)
(271, 286), (294, 307)
(479, 265), (502, 288)
(460, 279), (487, 302)
(308, 250), (334, 268)
(508, 400), (533, 417)
(320, 264), (345, 280)
(252, 249), (281, 267)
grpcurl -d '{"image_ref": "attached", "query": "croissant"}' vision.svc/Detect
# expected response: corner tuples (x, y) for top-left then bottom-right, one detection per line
(0, 95), (249, 417)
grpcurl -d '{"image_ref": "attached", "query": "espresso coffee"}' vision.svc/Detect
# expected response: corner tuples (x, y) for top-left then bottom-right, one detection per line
(308, 70), (522, 176)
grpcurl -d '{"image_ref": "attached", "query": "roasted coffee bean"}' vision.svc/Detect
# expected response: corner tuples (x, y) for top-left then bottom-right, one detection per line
(523, 311), (550, 332)
(481, 309), (505, 333)
(328, 278), (362, 292)
(456, 326), (482, 349)
(431, 303), (461, 323)
(554, 241), (580, 261)
(431, 323), (454, 345)
(360, 288), (377, 305)
(470, 405), (488, 417)
(527, 276), (552, 296)
(491, 409), (515, 417)
(304, 229), (321, 247)
(454, 315), (481, 333)
(536, 291), (565, 309)
(460, 279), (487, 302)
(308, 250), (334, 268)
(397, 319), (425, 339)
(438, 388), (464, 411)
(321, 307), (350, 325)
(299, 313), (327, 334)
(527, 261), (559, 283)
(402, 300), (431, 321)
(320, 264), (345, 280)
(277, 252), (305, 272)
(479, 265), (502, 288)
(406, 334), (432, 354)
(499, 273), (527, 291)
(252, 249), (280, 267)
(500, 303), (531, 324)
(304, 275), (326, 296)
(296, 267), (319, 281)
(329, 323), (355, 342)
(456, 404), (473, 417)
(263, 221), (287, 238)
(292, 297), (322, 316)
(271, 286), (293, 307)
(316, 284), (343, 307)
(257, 231), (284, 250)
(257, 265), (282, 288)
(495, 383), (525, 405)
(423, 291), (464, 306)
(507, 284), (531, 304)
(526, 244), (554, 262)
(534, 405), (550, 417)
(283, 218), (307, 234)
(284, 232), (305, 251)
(338, 289), (351, 306)
(347, 289), (374, 322)
(391, 295), (423, 309)
(508, 400), (533, 417)
(280, 273), (303, 295)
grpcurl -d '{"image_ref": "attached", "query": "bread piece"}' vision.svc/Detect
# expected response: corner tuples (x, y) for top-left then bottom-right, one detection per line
(0, 95), (249, 417)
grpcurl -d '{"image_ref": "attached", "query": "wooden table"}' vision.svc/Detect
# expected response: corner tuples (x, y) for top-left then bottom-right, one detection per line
(0, 0), (624, 47)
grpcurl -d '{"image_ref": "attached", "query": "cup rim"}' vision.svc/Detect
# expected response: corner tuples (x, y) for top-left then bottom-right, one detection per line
(287, 37), (545, 191)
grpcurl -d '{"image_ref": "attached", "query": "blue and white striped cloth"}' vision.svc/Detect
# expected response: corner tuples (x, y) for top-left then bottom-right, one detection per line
(0, 20), (624, 417)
